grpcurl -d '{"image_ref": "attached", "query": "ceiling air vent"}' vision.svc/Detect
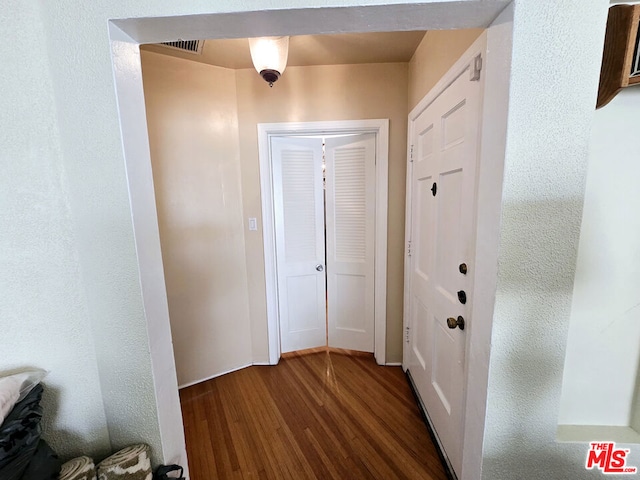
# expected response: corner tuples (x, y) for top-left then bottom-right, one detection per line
(160, 40), (203, 55)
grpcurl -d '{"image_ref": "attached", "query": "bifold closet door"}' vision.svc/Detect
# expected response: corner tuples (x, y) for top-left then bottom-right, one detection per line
(272, 136), (327, 353)
(325, 134), (376, 352)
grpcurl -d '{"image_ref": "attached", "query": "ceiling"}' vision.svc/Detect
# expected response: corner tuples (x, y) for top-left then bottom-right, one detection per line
(141, 31), (427, 69)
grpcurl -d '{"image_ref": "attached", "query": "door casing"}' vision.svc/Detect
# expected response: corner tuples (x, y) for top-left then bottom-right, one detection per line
(258, 119), (389, 365)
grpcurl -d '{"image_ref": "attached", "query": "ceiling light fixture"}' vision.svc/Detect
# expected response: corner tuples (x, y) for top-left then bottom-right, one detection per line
(248, 36), (289, 87)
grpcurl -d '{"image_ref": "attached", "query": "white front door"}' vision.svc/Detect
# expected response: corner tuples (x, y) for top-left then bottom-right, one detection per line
(406, 58), (482, 476)
(325, 134), (376, 352)
(272, 136), (327, 353)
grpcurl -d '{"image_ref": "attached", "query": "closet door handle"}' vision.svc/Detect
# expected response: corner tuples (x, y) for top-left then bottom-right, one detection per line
(316, 264), (324, 272)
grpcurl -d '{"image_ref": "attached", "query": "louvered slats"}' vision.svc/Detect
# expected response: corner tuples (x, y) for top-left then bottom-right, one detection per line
(281, 150), (318, 263)
(334, 146), (367, 262)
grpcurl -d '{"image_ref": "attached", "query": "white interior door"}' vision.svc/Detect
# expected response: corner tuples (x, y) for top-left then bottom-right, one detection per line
(272, 136), (326, 353)
(407, 60), (482, 476)
(325, 134), (376, 352)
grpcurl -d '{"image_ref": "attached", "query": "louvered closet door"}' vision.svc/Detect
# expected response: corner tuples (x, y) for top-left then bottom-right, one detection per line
(325, 134), (376, 352)
(272, 136), (327, 353)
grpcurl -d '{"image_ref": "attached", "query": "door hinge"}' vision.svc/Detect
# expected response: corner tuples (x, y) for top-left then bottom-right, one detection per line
(405, 326), (410, 343)
(409, 145), (414, 163)
(470, 54), (482, 81)
(407, 240), (412, 257)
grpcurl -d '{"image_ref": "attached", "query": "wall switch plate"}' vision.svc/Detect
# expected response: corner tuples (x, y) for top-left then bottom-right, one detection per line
(249, 217), (258, 231)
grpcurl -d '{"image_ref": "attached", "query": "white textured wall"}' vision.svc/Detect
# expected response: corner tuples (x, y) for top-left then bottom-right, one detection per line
(0, 1), (110, 460)
(559, 87), (640, 428)
(482, 1), (617, 479)
(37, 4), (166, 461)
(141, 51), (252, 387)
(0, 0), (620, 477)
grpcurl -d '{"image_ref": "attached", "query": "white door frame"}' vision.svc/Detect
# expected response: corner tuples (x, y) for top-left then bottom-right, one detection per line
(258, 119), (389, 365)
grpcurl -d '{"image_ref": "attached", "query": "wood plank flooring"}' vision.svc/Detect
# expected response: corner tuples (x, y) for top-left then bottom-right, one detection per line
(180, 349), (448, 480)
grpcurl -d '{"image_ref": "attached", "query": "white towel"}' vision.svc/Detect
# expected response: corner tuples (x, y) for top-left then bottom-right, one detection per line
(0, 376), (21, 426)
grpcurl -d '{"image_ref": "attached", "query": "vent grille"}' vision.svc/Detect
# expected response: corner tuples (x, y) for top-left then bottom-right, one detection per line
(160, 40), (203, 55)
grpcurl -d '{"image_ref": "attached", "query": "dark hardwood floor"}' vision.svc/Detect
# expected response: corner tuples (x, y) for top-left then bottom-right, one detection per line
(180, 348), (448, 480)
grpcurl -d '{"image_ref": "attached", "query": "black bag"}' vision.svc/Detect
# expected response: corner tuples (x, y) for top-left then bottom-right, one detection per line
(0, 384), (44, 480)
(18, 439), (61, 480)
(153, 464), (185, 479)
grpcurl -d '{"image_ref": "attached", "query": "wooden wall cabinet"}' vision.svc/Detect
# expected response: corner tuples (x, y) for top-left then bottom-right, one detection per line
(597, 4), (640, 109)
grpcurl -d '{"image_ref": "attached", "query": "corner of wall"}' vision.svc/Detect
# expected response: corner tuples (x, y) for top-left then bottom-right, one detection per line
(407, 28), (485, 111)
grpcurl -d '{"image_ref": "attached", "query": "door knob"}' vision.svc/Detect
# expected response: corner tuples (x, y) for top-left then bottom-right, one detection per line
(446, 316), (465, 330)
(316, 264), (324, 272)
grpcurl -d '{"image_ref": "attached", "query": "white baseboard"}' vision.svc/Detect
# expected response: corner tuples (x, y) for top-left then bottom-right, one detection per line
(180, 357), (387, 389)
(178, 363), (252, 389)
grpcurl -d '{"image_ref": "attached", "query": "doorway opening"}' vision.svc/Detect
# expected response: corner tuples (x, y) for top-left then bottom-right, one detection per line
(109, 3), (513, 476)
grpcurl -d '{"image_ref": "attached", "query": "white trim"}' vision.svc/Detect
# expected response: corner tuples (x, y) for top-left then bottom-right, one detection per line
(178, 363), (252, 389)
(109, 27), (188, 472)
(258, 119), (389, 366)
(460, 8), (513, 479)
(402, 132), (414, 370)
(385, 362), (403, 367)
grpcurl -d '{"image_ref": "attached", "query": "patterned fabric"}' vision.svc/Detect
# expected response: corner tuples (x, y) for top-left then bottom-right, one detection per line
(60, 455), (97, 480)
(96, 444), (152, 480)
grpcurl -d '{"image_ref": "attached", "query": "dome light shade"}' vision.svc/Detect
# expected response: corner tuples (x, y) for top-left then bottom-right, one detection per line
(248, 36), (289, 86)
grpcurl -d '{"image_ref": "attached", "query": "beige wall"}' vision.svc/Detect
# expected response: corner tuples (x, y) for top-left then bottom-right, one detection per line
(408, 29), (484, 111)
(141, 51), (252, 386)
(235, 63), (409, 363)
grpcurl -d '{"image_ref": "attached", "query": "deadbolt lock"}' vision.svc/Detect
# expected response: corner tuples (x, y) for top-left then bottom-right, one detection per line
(459, 263), (468, 275)
(457, 290), (467, 304)
(446, 316), (465, 330)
